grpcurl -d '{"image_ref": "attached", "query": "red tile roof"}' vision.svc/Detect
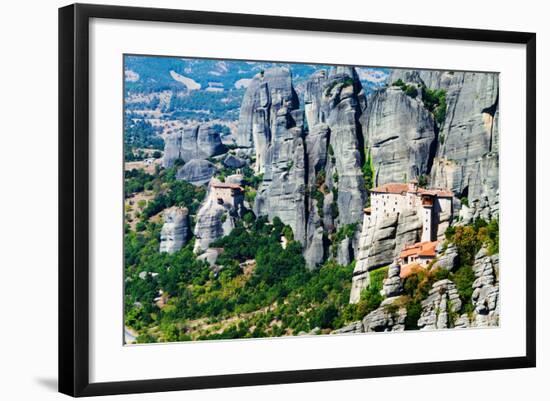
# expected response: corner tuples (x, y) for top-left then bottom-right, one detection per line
(418, 188), (454, 197)
(399, 241), (439, 259)
(370, 183), (410, 194)
(370, 182), (454, 197)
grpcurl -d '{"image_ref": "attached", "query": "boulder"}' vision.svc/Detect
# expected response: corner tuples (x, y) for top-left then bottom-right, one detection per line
(362, 297), (407, 332)
(176, 159), (217, 186)
(223, 154), (246, 169)
(432, 242), (459, 271)
(382, 262), (402, 297)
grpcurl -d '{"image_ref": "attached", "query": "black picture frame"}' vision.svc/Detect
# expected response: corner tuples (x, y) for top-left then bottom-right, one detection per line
(59, 3), (536, 397)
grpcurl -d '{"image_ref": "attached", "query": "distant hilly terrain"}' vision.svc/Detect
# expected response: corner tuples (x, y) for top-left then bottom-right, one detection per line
(124, 55), (389, 121)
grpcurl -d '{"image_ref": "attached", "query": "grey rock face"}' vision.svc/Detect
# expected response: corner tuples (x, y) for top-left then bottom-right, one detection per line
(303, 225), (325, 269)
(394, 210), (423, 258)
(471, 247), (500, 327)
(390, 69), (499, 220)
(196, 125), (226, 159)
(361, 86), (437, 185)
(417, 279), (462, 330)
(351, 208), (425, 302)
(363, 214), (399, 269)
(193, 199), (234, 253)
(240, 68), (311, 265)
(349, 213), (372, 303)
(236, 67), (299, 155)
(238, 67), (369, 269)
(362, 297), (407, 332)
(223, 154), (246, 169)
(225, 174), (245, 186)
(159, 207), (190, 254)
(163, 125), (226, 167)
(382, 262), (402, 297)
(193, 183), (245, 253)
(454, 314), (471, 329)
(176, 159), (217, 186)
(254, 121), (307, 253)
(432, 242), (459, 271)
(336, 237), (353, 266)
(324, 67), (367, 226)
(162, 131), (183, 168)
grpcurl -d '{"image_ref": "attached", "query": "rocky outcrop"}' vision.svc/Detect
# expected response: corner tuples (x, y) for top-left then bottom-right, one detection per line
(162, 131), (183, 168)
(471, 247), (500, 327)
(159, 207), (190, 254)
(362, 297), (407, 332)
(382, 262), (402, 297)
(252, 97), (307, 254)
(432, 242), (459, 271)
(223, 154), (246, 169)
(239, 68), (310, 265)
(193, 183), (245, 253)
(336, 237), (353, 266)
(417, 279), (462, 330)
(163, 125), (226, 167)
(197, 247), (223, 267)
(236, 67), (299, 157)
(323, 67), (367, 226)
(176, 159), (217, 186)
(350, 209), (423, 302)
(235, 66), (369, 269)
(193, 198), (234, 253)
(361, 86), (436, 185)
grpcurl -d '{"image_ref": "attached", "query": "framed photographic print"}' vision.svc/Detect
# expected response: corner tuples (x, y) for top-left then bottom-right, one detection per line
(58, 3), (536, 397)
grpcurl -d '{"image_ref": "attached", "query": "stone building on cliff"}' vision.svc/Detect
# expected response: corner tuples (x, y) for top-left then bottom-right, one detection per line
(367, 180), (453, 243)
(350, 181), (454, 304)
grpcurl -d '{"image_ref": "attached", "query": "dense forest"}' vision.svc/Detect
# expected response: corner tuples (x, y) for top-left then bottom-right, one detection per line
(124, 163), (498, 342)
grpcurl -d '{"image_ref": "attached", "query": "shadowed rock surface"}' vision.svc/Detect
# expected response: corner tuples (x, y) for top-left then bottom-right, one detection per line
(223, 154), (246, 169)
(176, 159), (217, 186)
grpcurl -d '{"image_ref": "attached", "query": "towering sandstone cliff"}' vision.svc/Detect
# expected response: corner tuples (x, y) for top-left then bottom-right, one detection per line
(236, 67), (367, 268)
(389, 69), (500, 222)
(166, 66), (498, 306)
